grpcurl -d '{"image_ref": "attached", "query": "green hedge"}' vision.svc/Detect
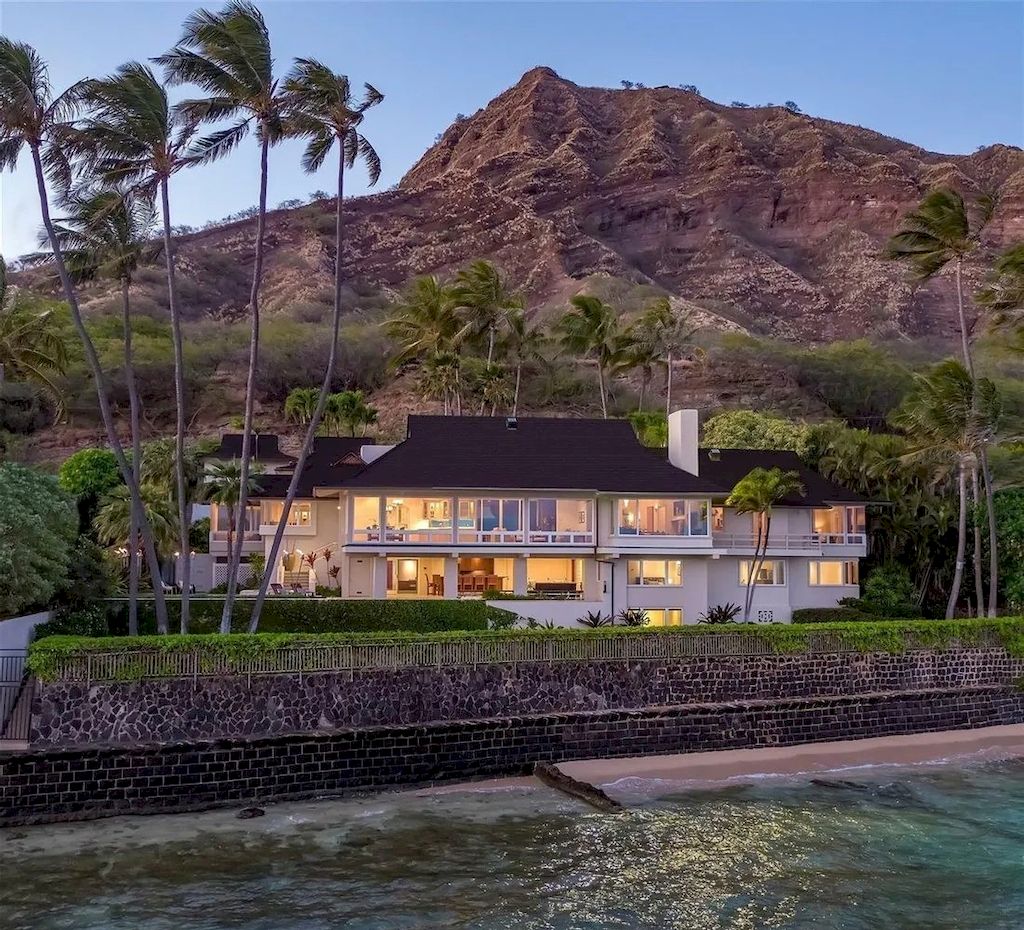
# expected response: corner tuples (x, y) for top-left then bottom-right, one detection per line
(27, 617), (1024, 682)
(792, 607), (873, 623)
(103, 597), (513, 636)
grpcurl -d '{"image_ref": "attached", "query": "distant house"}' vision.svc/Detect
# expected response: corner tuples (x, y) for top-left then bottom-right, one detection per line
(200, 412), (868, 624)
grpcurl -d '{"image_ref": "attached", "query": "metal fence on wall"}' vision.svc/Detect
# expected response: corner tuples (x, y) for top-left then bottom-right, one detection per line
(44, 628), (1007, 685)
(0, 651), (33, 744)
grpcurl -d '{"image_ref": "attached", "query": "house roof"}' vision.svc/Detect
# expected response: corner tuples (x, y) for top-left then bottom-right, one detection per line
(696, 448), (870, 506)
(205, 433), (295, 464)
(341, 416), (724, 494)
(249, 437), (370, 499)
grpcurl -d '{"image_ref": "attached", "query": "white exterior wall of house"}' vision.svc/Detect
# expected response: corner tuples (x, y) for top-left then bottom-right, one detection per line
(263, 497), (344, 589)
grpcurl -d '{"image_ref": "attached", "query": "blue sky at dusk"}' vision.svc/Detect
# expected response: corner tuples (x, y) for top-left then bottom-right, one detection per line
(2, 0), (1021, 258)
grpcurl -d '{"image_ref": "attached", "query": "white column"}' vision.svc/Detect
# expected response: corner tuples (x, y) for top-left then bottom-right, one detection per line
(513, 556), (529, 596)
(371, 557), (388, 599)
(582, 559), (601, 601)
(443, 556), (459, 600)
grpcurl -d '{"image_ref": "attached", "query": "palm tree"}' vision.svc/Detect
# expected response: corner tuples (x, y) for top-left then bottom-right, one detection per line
(418, 349), (461, 415)
(203, 459), (263, 560)
(0, 40), (170, 632)
(156, 1), (286, 633)
(621, 317), (660, 412)
(978, 243), (1024, 330)
(477, 364), (514, 415)
(249, 60), (382, 632)
(893, 361), (1002, 618)
(324, 389), (378, 437)
(94, 482), (179, 564)
(44, 188), (157, 635)
(0, 256), (68, 413)
(79, 62), (202, 632)
(726, 467), (806, 623)
(558, 294), (622, 418)
(284, 386), (320, 426)
(502, 309), (548, 416)
(886, 187), (995, 377)
(449, 260), (522, 412)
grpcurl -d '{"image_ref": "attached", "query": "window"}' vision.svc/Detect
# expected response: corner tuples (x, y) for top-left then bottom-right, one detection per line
(616, 499), (710, 536)
(809, 560), (859, 586)
(645, 609), (684, 627)
(739, 560), (786, 585)
(528, 499), (592, 540)
(627, 560), (684, 586)
(458, 498), (522, 539)
(352, 496), (381, 539)
(287, 502), (312, 527)
(812, 508), (842, 535)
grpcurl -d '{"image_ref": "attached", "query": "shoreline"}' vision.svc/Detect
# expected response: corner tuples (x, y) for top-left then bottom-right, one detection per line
(555, 723), (1024, 795)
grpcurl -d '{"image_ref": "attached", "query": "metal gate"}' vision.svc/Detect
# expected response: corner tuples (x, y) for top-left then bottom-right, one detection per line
(0, 650), (32, 745)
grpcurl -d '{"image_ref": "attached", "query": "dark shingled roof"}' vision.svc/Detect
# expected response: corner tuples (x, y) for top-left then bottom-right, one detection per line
(205, 433), (294, 464)
(249, 437), (370, 499)
(342, 416), (723, 494)
(696, 448), (869, 506)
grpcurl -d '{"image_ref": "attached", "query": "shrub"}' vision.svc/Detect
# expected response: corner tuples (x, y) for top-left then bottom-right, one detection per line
(698, 603), (742, 624)
(106, 597), (513, 635)
(861, 564), (919, 615)
(791, 607), (872, 623)
(58, 448), (122, 499)
(0, 464), (78, 618)
(33, 605), (111, 639)
(616, 608), (650, 627)
(702, 410), (809, 453)
(0, 382), (50, 434)
(576, 610), (613, 627)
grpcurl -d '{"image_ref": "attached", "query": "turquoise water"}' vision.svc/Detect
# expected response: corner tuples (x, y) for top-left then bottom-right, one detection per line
(3, 759), (1024, 929)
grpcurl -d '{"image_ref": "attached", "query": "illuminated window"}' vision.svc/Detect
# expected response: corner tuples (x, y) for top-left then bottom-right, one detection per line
(287, 502), (312, 527)
(739, 560), (786, 586)
(809, 560), (859, 586)
(626, 560), (684, 585)
(645, 609), (684, 627)
(616, 499), (710, 536)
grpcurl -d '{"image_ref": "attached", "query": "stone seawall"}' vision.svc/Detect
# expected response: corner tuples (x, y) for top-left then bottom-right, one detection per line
(4, 686), (1023, 826)
(31, 648), (1024, 746)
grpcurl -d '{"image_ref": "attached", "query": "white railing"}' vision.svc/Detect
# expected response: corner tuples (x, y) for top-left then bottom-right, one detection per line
(212, 562), (256, 588)
(348, 529), (594, 546)
(714, 533), (866, 550)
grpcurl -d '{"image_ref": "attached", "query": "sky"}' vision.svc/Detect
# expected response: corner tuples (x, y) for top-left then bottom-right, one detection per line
(2, 0), (1022, 259)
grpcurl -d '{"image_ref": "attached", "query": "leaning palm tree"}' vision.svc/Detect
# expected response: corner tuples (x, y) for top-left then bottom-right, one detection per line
(893, 361), (1001, 618)
(0, 256), (68, 414)
(502, 308), (548, 416)
(0, 40), (170, 632)
(885, 187), (995, 377)
(978, 243), (1024, 331)
(248, 60), (382, 632)
(726, 467), (806, 623)
(43, 188), (158, 635)
(156, 1), (286, 632)
(558, 294), (622, 418)
(79, 62), (201, 633)
(284, 386), (320, 426)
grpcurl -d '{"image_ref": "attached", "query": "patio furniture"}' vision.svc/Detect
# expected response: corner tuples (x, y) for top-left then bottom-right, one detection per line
(533, 582), (581, 599)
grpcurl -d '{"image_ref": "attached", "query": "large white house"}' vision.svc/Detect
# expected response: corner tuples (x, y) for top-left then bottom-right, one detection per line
(203, 411), (868, 624)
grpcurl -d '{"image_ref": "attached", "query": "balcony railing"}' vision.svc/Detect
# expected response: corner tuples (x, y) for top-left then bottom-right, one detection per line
(714, 532), (866, 550)
(349, 529), (593, 546)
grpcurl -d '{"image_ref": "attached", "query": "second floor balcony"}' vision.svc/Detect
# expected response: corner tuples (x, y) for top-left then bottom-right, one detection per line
(713, 531), (867, 553)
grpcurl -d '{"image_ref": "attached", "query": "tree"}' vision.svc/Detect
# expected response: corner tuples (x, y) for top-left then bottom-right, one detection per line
(0, 40), (170, 633)
(703, 410), (809, 452)
(202, 459), (263, 560)
(558, 294), (622, 418)
(784, 100), (801, 113)
(450, 259), (523, 392)
(0, 464), (78, 618)
(250, 60), (383, 632)
(978, 243), (1024, 330)
(324, 389), (378, 436)
(629, 411), (668, 448)
(284, 387), (320, 426)
(58, 447), (122, 532)
(886, 187), (994, 377)
(94, 483), (180, 559)
(0, 256), (68, 414)
(43, 188), (158, 634)
(502, 309), (548, 416)
(726, 467), (805, 622)
(892, 360), (1001, 617)
(157, 1), (287, 633)
(629, 296), (695, 415)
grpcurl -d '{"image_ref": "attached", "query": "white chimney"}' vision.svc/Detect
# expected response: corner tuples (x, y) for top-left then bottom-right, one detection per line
(359, 444), (395, 464)
(668, 409), (699, 475)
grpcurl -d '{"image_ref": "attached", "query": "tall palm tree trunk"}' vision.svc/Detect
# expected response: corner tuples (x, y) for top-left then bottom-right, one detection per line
(971, 465), (984, 617)
(638, 370), (648, 413)
(122, 278), (143, 636)
(597, 361), (608, 419)
(250, 150), (345, 631)
(743, 518), (765, 623)
(29, 144), (169, 633)
(513, 364), (522, 416)
(980, 448), (999, 616)
(954, 259), (975, 378)
(160, 179), (191, 633)
(665, 352), (673, 417)
(222, 135), (269, 633)
(946, 459), (969, 619)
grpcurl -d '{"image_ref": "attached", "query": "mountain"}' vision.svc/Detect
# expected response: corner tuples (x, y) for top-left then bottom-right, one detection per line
(22, 67), (1024, 341)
